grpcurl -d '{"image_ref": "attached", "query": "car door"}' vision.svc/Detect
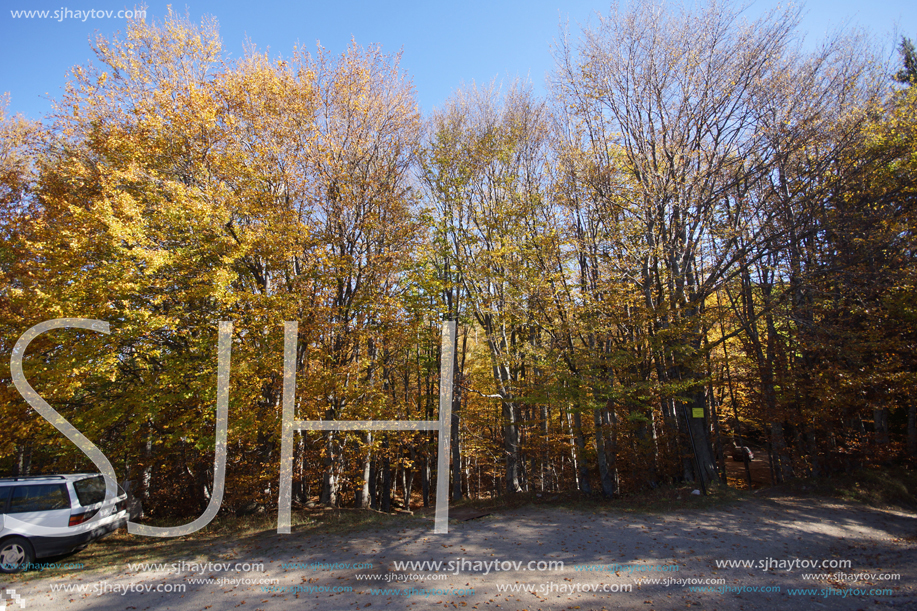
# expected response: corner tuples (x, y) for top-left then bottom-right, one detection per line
(6, 484), (72, 534)
(0, 485), (11, 533)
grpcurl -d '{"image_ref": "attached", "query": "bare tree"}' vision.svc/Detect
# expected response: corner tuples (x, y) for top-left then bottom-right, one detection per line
(552, 0), (883, 486)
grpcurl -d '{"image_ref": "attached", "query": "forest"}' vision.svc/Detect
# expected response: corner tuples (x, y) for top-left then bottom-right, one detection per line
(1, 0), (915, 520)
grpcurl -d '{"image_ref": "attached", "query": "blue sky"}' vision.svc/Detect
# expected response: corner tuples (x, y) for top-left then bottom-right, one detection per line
(1, 0), (914, 121)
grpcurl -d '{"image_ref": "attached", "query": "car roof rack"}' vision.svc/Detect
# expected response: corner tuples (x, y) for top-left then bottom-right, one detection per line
(0, 475), (67, 482)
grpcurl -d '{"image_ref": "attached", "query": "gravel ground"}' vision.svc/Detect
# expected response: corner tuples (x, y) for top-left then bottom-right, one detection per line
(5, 494), (916, 611)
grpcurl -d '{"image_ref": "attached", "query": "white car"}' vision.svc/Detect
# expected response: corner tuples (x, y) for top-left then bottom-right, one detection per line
(0, 474), (128, 572)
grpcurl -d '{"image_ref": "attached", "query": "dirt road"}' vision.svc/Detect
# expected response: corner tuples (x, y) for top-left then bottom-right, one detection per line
(4, 494), (915, 610)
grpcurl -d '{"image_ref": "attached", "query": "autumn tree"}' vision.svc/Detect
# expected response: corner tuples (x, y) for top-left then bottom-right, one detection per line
(421, 83), (553, 494)
(0, 97), (46, 475)
(3, 10), (422, 515)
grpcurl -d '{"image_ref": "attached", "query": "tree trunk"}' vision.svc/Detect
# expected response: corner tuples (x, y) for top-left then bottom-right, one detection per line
(142, 433), (152, 501)
(571, 408), (591, 493)
(369, 458), (378, 510)
(710, 389), (728, 485)
(405, 442), (417, 509)
(15, 444), (32, 477)
(503, 400), (522, 493)
(422, 440), (431, 508)
(381, 435), (392, 512)
(320, 430), (339, 506)
(593, 406), (616, 497)
(452, 393), (462, 502)
(908, 401), (917, 458)
(874, 407), (889, 445)
(358, 432), (372, 509)
(681, 391), (717, 488)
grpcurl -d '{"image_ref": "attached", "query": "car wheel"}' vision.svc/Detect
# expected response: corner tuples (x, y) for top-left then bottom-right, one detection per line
(0, 537), (34, 573)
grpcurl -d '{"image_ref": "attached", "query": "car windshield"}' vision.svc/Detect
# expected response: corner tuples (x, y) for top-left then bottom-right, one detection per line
(73, 476), (107, 506)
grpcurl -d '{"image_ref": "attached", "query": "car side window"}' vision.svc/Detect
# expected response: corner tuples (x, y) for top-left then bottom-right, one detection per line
(8, 484), (71, 513)
(0, 486), (10, 514)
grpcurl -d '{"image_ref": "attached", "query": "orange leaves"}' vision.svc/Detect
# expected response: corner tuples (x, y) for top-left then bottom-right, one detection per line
(1, 7), (429, 511)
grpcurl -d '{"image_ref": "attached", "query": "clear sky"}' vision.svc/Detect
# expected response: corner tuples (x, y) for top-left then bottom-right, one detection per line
(1, 0), (914, 121)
